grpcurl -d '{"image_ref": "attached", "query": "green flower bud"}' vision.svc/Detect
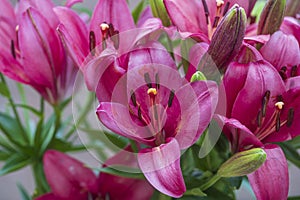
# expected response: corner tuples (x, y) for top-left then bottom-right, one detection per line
(190, 71), (207, 82)
(150, 0), (171, 26)
(217, 148), (267, 177)
(285, 0), (300, 17)
(199, 5), (246, 79)
(257, 0), (286, 35)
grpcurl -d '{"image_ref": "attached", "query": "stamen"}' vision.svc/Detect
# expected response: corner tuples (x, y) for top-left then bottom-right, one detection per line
(262, 90), (270, 117)
(287, 108), (294, 127)
(275, 112), (281, 132)
(155, 73), (160, 89)
(108, 23), (115, 37)
(147, 88), (157, 96)
(222, 2), (230, 16)
(276, 95), (283, 102)
(257, 110), (262, 127)
(279, 66), (287, 80)
(10, 40), (16, 59)
(202, 0), (210, 24)
(144, 73), (152, 88)
(111, 30), (119, 49)
(168, 90), (175, 107)
(130, 90), (137, 107)
(291, 65), (298, 77)
(89, 31), (96, 55)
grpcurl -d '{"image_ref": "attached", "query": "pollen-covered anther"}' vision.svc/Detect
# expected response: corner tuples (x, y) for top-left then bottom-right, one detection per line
(147, 88), (158, 96)
(275, 101), (284, 110)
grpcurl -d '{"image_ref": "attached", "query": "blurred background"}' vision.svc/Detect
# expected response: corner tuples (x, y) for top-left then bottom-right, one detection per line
(0, 0), (299, 199)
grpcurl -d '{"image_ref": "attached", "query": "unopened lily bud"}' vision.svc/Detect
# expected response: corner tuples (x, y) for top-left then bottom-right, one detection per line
(199, 5), (246, 78)
(257, 0), (286, 35)
(190, 71), (207, 82)
(285, 0), (300, 17)
(217, 148), (267, 177)
(150, 0), (170, 26)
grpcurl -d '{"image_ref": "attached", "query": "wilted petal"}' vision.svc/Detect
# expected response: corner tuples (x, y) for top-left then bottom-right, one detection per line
(260, 31), (300, 73)
(137, 138), (186, 198)
(43, 150), (99, 199)
(248, 144), (289, 200)
(175, 81), (218, 149)
(54, 7), (89, 67)
(90, 0), (135, 46)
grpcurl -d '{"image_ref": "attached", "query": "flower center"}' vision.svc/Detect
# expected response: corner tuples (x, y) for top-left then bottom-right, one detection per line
(255, 91), (294, 141)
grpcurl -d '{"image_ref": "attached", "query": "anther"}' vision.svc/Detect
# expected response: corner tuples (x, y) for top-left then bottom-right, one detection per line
(222, 2), (230, 16)
(262, 90), (270, 117)
(212, 16), (220, 28)
(202, 0), (210, 24)
(257, 110), (262, 127)
(168, 90), (175, 107)
(287, 108), (294, 127)
(147, 88), (157, 96)
(111, 30), (119, 49)
(138, 106), (142, 120)
(155, 73), (160, 89)
(275, 112), (281, 132)
(144, 73), (152, 88)
(10, 40), (16, 59)
(279, 66), (287, 80)
(291, 65), (298, 77)
(89, 31), (96, 55)
(130, 90), (137, 107)
(108, 23), (115, 37)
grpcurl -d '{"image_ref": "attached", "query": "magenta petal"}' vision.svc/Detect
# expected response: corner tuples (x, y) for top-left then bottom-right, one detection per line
(138, 138), (186, 198)
(35, 193), (60, 200)
(98, 172), (154, 200)
(248, 144), (289, 200)
(231, 60), (285, 132)
(96, 102), (155, 145)
(43, 150), (99, 199)
(90, 0), (135, 45)
(280, 17), (300, 43)
(137, 6), (153, 28)
(65, 0), (83, 7)
(260, 31), (300, 71)
(175, 81), (218, 149)
(54, 7), (89, 67)
(19, 8), (65, 87)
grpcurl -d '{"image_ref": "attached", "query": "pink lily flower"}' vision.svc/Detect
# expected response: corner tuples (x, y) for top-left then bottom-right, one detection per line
(96, 43), (218, 197)
(216, 44), (300, 200)
(0, 0), (81, 104)
(36, 150), (154, 200)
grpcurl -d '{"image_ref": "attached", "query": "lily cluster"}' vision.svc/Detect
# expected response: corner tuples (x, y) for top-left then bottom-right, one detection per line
(0, 0), (299, 199)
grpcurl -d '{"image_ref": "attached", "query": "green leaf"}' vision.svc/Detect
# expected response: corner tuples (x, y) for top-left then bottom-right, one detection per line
(14, 104), (41, 116)
(96, 166), (145, 179)
(288, 196), (300, 200)
(0, 153), (31, 176)
(0, 134), (16, 152)
(278, 142), (300, 168)
(180, 39), (196, 74)
(132, 0), (145, 23)
(17, 183), (31, 200)
(0, 82), (10, 97)
(0, 112), (27, 146)
(47, 138), (86, 152)
(0, 150), (11, 160)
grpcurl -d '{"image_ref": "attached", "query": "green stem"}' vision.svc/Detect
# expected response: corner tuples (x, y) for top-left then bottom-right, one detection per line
(166, 34), (175, 60)
(0, 74), (29, 144)
(31, 161), (49, 195)
(16, 83), (30, 131)
(65, 92), (95, 139)
(200, 174), (221, 191)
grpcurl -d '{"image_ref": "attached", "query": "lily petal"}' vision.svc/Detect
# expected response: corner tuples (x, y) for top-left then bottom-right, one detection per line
(65, 0), (83, 8)
(280, 17), (300, 44)
(43, 150), (99, 199)
(137, 138), (186, 198)
(90, 0), (135, 46)
(35, 193), (60, 200)
(248, 144), (289, 200)
(54, 7), (89, 67)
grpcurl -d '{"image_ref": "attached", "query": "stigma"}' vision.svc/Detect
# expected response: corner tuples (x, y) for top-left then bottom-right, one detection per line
(100, 23), (109, 31)
(275, 101), (284, 110)
(147, 88), (157, 96)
